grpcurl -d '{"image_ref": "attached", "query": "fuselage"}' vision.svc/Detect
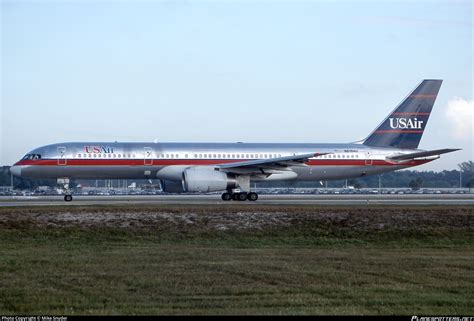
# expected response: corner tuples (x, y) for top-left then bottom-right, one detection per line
(11, 141), (434, 181)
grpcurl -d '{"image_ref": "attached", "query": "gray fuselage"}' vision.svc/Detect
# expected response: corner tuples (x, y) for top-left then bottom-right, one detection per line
(12, 141), (433, 182)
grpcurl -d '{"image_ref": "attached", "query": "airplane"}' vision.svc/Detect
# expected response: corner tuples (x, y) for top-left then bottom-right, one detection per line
(10, 79), (460, 202)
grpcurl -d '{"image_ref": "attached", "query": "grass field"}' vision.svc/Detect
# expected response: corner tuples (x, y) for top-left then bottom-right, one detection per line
(0, 205), (473, 315)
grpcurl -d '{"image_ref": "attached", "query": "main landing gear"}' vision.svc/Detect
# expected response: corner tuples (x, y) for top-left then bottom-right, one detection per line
(221, 192), (258, 202)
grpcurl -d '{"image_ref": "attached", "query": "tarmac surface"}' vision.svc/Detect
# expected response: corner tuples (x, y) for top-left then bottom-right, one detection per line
(1, 193), (474, 206)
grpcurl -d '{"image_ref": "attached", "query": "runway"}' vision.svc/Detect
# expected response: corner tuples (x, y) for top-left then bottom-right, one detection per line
(1, 193), (473, 206)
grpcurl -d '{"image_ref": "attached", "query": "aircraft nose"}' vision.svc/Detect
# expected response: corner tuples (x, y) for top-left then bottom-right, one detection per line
(10, 165), (22, 177)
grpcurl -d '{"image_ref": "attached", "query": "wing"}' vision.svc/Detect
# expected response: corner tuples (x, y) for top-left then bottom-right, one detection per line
(216, 152), (329, 175)
(387, 148), (461, 161)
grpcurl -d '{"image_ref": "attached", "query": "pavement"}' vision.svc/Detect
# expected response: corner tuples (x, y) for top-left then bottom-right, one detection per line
(1, 193), (473, 206)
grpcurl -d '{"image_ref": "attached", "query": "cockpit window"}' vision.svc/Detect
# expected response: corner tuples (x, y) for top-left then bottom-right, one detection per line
(22, 154), (42, 160)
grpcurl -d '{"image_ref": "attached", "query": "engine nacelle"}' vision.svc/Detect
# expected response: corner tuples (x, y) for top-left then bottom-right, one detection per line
(160, 180), (185, 193)
(182, 167), (237, 193)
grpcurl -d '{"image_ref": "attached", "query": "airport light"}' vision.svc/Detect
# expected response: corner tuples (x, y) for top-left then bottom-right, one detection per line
(458, 164), (462, 189)
(378, 174), (382, 193)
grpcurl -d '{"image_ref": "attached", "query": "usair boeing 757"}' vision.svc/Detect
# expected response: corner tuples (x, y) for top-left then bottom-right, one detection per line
(11, 79), (460, 201)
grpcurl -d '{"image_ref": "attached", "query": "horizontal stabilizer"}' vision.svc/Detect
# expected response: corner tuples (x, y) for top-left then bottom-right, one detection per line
(387, 148), (461, 161)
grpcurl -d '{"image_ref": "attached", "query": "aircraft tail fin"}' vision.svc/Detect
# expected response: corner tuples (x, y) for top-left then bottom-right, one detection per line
(363, 79), (442, 149)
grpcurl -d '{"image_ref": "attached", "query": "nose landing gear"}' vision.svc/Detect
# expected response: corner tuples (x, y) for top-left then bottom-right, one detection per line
(58, 178), (73, 202)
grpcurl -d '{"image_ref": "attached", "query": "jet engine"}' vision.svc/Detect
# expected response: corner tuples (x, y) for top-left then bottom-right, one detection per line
(182, 167), (237, 193)
(160, 180), (185, 193)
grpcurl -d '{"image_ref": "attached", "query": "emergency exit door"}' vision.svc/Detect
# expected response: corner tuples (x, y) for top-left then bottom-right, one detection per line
(57, 147), (67, 166)
(144, 147), (153, 166)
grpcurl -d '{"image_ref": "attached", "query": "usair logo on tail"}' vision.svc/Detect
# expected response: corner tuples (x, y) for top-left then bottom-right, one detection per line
(389, 118), (424, 129)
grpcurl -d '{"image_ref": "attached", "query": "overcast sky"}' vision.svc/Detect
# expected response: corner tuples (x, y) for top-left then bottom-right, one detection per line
(1, 0), (472, 171)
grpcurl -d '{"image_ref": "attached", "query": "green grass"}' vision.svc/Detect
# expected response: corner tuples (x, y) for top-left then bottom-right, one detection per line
(0, 205), (473, 315)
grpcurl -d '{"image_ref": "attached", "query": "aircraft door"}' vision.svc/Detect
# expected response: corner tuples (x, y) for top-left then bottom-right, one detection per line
(58, 147), (67, 166)
(365, 151), (373, 166)
(144, 147), (153, 166)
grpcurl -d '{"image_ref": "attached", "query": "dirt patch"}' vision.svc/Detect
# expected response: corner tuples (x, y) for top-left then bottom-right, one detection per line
(0, 205), (472, 233)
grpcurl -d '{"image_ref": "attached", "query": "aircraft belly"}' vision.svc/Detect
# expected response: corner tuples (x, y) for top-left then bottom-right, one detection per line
(290, 165), (403, 181)
(20, 165), (166, 179)
(20, 163), (409, 181)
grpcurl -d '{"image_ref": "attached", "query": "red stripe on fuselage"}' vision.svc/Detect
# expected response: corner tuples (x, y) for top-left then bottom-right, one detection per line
(374, 130), (424, 134)
(391, 112), (430, 116)
(408, 94), (437, 98)
(15, 159), (431, 167)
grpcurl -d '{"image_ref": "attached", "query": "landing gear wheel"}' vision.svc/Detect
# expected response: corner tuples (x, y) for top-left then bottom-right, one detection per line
(238, 193), (248, 201)
(247, 192), (258, 201)
(221, 192), (232, 201)
(64, 195), (73, 202)
(232, 193), (240, 201)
